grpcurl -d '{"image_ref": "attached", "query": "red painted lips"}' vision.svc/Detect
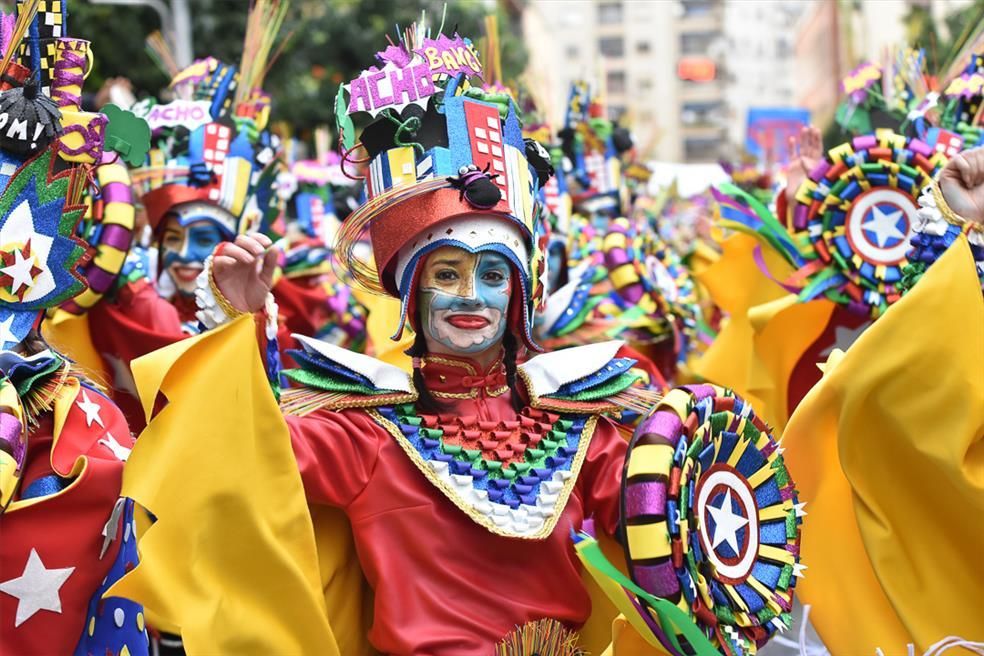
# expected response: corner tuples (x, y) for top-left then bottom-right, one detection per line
(446, 314), (491, 329)
(172, 265), (203, 283)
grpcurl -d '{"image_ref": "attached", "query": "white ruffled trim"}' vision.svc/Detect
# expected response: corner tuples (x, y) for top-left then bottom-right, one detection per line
(427, 459), (572, 537)
(292, 333), (412, 393)
(194, 255), (232, 330)
(519, 340), (624, 396)
(914, 185), (951, 237)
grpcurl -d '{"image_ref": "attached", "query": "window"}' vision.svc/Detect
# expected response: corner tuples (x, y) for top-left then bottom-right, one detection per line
(680, 101), (723, 126)
(598, 2), (623, 24)
(637, 41), (651, 54)
(680, 31), (717, 55)
(681, 1), (714, 17)
(608, 105), (627, 121)
(639, 78), (654, 91)
(776, 38), (792, 58)
(599, 37), (625, 58)
(606, 71), (627, 94)
(683, 136), (720, 162)
(566, 45), (579, 59)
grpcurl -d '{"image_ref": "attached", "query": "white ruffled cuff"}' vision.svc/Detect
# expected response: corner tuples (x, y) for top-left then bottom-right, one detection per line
(194, 255), (279, 333)
(914, 184), (950, 237)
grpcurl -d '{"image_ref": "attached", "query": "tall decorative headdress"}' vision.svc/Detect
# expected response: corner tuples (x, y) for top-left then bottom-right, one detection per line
(559, 80), (632, 219)
(836, 27), (984, 154)
(334, 20), (554, 350)
(0, 0), (146, 511)
(130, 0), (289, 239)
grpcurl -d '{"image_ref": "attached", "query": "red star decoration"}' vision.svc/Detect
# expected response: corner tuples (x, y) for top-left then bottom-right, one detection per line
(0, 239), (44, 300)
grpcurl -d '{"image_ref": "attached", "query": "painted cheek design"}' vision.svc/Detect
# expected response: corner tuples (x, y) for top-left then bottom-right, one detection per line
(162, 223), (225, 294)
(420, 251), (512, 354)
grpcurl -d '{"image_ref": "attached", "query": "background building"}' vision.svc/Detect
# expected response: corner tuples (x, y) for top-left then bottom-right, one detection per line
(525, 0), (979, 164)
(525, 0), (798, 163)
(722, 1), (806, 155)
(525, 0), (683, 160)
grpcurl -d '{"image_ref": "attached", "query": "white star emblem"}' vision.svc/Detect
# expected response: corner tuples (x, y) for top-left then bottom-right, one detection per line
(861, 205), (906, 248)
(76, 389), (105, 429)
(818, 321), (872, 357)
(0, 201), (55, 303)
(0, 315), (19, 349)
(706, 489), (749, 554)
(98, 433), (131, 462)
(0, 548), (75, 627)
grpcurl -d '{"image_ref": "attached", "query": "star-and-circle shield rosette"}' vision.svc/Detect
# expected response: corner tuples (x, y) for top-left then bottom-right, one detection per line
(619, 384), (803, 656)
(790, 129), (946, 317)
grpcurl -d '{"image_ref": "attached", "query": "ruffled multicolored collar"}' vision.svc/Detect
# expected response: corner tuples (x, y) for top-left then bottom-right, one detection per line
(420, 352), (508, 399)
(371, 402), (596, 540)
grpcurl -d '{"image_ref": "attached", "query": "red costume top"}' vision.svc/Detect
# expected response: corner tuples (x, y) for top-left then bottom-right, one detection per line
(285, 353), (626, 655)
(1, 380), (142, 655)
(87, 280), (188, 429)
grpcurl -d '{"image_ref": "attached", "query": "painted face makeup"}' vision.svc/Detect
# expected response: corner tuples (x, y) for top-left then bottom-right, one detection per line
(160, 216), (226, 296)
(419, 246), (512, 355)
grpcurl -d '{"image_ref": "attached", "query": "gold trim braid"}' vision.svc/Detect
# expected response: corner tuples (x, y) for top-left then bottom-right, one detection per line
(931, 179), (984, 232)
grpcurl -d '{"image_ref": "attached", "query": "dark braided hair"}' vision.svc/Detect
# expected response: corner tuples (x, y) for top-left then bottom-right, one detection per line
(405, 324), (448, 414)
(501, 329), (524, 413)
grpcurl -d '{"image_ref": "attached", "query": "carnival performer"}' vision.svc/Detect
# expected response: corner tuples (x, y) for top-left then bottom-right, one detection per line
(213, 73), (636, 656)
(113, 25), (801, 656)
(71, 4), (320, 432)
(0, 3), (149, 654)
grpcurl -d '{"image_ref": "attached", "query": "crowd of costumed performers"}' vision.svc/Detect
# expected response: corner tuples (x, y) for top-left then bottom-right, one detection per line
(529, 80), (711, 387)
(0, 0), (981, 655)
(272, 127), (368, 361)
(90, 15), (810, 656)
(41, 2), (373, 436)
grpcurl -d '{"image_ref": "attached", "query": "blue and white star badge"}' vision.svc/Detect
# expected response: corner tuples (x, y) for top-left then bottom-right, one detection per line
(846, 188), (916, 266)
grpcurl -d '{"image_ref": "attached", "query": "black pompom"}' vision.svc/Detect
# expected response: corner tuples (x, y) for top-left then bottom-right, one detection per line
(611, 126), (633, 154)
(524, 138), (555, 186)
(0, 82), (62, 155)
(463, 175), (501, 209)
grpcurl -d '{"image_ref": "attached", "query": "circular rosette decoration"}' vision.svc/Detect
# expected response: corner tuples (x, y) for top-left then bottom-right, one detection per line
(790, 129), (946, 317)
(60, 153), (136, 314)
(621, 385), (803, 655)
(602, 217), (702, 360)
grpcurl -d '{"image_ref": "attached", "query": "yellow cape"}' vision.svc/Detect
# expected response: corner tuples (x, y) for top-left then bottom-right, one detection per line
(108, 317), (348, 654)
(782, 234), (984, 653)
(693, 233), (794, 412)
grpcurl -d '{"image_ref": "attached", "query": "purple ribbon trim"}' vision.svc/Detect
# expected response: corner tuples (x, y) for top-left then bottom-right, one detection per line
(85, 264), (116, 294)
(99, 223), (134, 252)
(752, 245), (802, 294)
(0, 413), (25, 467)
(100, 181), (133, 206)
(59, 113), (107, 160)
